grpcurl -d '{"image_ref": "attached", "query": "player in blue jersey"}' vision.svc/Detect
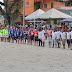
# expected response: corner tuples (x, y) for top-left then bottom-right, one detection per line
(14, 28), (17, 43)
(8, 27), (11, 42)
(24, 29), (28, 44)
(20, 27), (24, 44)
(17, 27), (20, 43)
(11, 26), (14, 43)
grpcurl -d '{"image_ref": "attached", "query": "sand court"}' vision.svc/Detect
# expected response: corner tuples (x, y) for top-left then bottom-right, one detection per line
(0, 42), (72, 72)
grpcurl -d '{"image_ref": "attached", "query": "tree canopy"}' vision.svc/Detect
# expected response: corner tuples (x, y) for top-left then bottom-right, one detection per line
(0, 0), (23, 25)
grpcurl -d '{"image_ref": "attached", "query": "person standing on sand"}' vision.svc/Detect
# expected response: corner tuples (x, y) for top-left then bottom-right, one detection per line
(52, 29), (57, 48)
(8, 27), (11, 42)
(61, 29), (66, 49)
(38, 28), (42, 47)
(34, 29), (38, 46)
(30, 29), (34, 45)
(41, 28), (46, 47)
(56, 28), (61, 48)
(67, 29), (71, 48)
(46, 27), (52, 48)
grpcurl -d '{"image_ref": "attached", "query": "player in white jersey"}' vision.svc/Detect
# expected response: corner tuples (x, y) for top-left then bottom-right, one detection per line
(52, 29), (57, 48)
(56, 28), (61, 48)
(61, 29), (66, 49)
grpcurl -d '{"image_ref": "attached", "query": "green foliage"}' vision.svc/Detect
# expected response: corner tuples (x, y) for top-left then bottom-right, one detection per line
(0, 0), (23, 25)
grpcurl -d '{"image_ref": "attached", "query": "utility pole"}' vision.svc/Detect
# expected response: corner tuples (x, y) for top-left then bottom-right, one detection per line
(23, 0), (25, 27)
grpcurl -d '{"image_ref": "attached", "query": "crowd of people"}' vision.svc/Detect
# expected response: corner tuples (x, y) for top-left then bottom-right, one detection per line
(0, 23), (72, 49)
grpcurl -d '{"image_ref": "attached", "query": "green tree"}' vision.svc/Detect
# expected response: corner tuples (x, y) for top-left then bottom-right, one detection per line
(0, 0), (23, 25)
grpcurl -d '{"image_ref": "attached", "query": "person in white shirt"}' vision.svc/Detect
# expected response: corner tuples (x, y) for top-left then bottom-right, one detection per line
(38, 29), (42, 46)
(61, 29), (66, 49)
(67, 29), (71, 48)
(41, 28), (46, 47)
(56, 28), (61, 48)
(52, 29), (57, 48)
(70, 29), (72, 43)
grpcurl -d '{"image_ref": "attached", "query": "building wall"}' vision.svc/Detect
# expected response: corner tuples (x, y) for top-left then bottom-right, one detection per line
(9, 0), (34, 16)
(40, 0), (65, 11)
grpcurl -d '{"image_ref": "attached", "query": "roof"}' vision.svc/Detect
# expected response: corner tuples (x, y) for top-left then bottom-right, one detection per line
(58, 9), (72, 15)
(25, 9), (45, 20)
(37, 8), (72, 19)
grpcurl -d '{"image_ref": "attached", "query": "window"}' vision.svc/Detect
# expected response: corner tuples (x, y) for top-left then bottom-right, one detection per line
(34, 2), (40, 9)
(44, 4), (47, 8)
(65, 2), (70, 7)
(27, 2), (29, 5)
(51, 3), (53, 8)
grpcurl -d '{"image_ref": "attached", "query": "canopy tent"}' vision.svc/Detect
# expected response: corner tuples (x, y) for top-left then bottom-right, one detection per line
(25, 9), (45, 20)
(58, 18), (72, 23)
(37, 8), (72, 19)
(25, 9), (45, 28)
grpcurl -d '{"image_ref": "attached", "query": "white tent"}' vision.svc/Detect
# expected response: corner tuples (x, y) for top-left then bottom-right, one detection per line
(37, 8), (72, 19)
(25, 9), (45, 20)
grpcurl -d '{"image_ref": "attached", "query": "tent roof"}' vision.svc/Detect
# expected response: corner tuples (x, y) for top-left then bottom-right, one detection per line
(25, 9), (45, 20)
(59, 18), (72, 23)
(37, 8), (72, 19)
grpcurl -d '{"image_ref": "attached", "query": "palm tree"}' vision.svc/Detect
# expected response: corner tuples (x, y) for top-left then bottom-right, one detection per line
(0, 0), (23, 25)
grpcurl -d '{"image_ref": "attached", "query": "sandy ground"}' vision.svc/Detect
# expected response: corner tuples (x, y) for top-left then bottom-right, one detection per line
(0, 41), (72, 72)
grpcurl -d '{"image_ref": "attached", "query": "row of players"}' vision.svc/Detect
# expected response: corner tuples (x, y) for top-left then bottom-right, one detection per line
(0, 26), (72, 49)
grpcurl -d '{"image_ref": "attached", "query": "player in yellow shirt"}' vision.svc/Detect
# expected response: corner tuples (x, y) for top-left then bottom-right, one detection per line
(4, 27), (9, 42)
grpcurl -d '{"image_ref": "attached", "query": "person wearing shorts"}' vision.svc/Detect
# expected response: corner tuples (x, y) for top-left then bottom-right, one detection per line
(1, 27), (3, 41)
(61, 29), (66, 49)
(70, 29), (72, 48)
(46, 27), (52, 48)
(8, 27), (11, 42)
(24, 31), (28, 44)
(11, 27), (14, 43)
(52, 29), (57, 48)
(56, 28), (61, 48)
(4, 27), (9, 42)
(67, 29), (71, 48)
(17, 28), (20, 43)
(20, 28), (24, 44)
(30, 29), (34, 45)
(34, 29), (38, 46)
(14, 28), (17, 43)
